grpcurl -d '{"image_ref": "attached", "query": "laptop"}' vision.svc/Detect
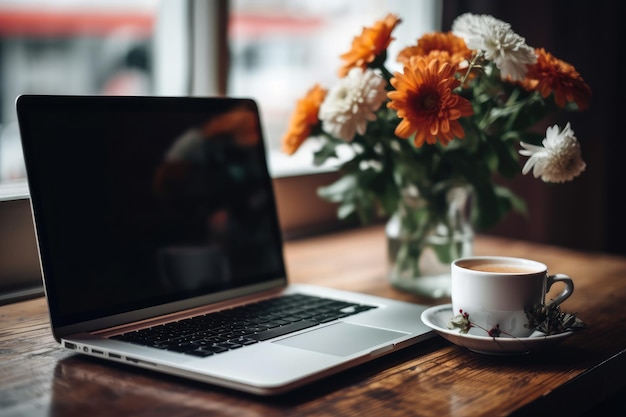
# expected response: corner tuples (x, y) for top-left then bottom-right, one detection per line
(15, 94), (433, 395)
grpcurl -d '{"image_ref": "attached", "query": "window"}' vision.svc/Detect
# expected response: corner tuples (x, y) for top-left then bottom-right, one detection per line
(0, 0), (440, 189)
(0, 0), (158, 188)
(227, 0), (441, 177)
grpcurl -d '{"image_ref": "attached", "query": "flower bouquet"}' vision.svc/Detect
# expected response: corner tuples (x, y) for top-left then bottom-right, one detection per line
(281, 12), (591, 297)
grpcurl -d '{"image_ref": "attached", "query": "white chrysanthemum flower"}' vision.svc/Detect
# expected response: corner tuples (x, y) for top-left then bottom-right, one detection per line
(452, 13), (507, 50)
(519, 123), (586, 183)
(483, 23), (536, 81)
(318, 67), (387, 142)
(452, 13), (536, 81)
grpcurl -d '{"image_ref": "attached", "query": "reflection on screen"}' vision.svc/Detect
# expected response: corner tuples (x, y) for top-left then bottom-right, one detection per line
(21, 98), (286, 327)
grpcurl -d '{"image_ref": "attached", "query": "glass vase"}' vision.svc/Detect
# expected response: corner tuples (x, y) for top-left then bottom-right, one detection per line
(386, 185), (474, 298)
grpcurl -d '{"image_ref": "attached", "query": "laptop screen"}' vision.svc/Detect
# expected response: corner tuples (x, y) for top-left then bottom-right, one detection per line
(17, 96), (287, 328)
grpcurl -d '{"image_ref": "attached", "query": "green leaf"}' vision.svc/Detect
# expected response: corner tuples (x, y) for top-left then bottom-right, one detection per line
(472, 184), (508, 230)
(317, 174), (356, 202)
(489, 136), (520, 179)
(337, 202), (356, 219)
(312, 146), (337, 166)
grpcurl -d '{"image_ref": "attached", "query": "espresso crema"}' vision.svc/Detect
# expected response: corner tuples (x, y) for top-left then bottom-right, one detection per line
(463, 263), (540, 274)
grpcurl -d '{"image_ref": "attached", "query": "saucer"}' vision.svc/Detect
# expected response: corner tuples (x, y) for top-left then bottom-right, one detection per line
(420, 304), (575, 355)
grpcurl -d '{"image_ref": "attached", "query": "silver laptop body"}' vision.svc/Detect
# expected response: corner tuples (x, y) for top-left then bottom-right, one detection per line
(16, 94), (433, 395)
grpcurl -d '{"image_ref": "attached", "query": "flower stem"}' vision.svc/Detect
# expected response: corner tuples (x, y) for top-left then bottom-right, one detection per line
(459, 50), (484, 87)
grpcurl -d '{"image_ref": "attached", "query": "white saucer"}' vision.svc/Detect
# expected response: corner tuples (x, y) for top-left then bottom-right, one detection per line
(420, 304), (575, 355)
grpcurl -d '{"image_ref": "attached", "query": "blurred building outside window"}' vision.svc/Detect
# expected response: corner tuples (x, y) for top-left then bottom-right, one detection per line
(0, 0), (157, 191)
(0, 0), (439, 197)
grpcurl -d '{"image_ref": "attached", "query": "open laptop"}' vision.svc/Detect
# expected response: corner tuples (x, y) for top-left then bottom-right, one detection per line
(15, 94), (433, 395)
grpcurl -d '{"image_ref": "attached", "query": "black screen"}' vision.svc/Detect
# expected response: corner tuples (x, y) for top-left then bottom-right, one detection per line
(17, 96), (286, 327)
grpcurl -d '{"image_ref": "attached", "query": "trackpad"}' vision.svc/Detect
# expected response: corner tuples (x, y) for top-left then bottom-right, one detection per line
(274, 322), (406, 356)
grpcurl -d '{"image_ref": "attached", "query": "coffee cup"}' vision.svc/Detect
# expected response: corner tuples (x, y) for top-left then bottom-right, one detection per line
(450, 256), (574, 338)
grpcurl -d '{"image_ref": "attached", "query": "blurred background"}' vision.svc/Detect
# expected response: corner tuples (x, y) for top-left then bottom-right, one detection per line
(0, 1), (623, 301)
(441, 1), (624, 256)
(0, 0), (438, 182)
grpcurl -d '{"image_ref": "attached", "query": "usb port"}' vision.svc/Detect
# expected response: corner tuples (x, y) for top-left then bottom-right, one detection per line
(109, 353), (121, 359)
(91, 349), (104, 355)
(64, 342), (77, 350)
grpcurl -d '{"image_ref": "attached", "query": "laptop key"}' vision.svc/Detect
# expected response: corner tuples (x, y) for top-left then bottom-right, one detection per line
(167, 343), (199, 353)
(186, 349), (214, 358)
(312, 313), (348, 323)
(199, 345), (229, 354)
(235, 338), (258, 346)
(248, 320), (319, 341)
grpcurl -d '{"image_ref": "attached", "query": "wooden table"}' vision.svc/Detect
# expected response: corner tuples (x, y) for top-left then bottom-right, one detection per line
(2, 226), (625, 417)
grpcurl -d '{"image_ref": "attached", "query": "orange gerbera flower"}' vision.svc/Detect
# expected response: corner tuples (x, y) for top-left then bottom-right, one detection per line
(397, 32), (471, 70)
(281, 84), (327, 155)
(338, 14), (400, 77)
(523, 48), (592, 110)
(387, 57), (474, 147)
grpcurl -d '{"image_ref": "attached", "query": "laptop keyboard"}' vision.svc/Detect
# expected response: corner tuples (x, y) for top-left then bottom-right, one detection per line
(111, 294), (377, 358)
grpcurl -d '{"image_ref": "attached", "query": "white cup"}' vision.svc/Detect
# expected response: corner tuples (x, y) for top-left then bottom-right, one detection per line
(451, 256), (574, 338)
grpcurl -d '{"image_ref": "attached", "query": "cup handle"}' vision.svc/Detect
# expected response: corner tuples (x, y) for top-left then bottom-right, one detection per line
(546, 273), (574, 307)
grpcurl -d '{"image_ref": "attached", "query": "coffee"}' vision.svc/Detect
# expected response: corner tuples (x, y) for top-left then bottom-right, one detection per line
(452, 256), (574, 337)
(463, 263), (539, 274)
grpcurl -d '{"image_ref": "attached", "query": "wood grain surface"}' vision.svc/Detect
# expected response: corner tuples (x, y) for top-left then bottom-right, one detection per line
(1, 225), (625, 417)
